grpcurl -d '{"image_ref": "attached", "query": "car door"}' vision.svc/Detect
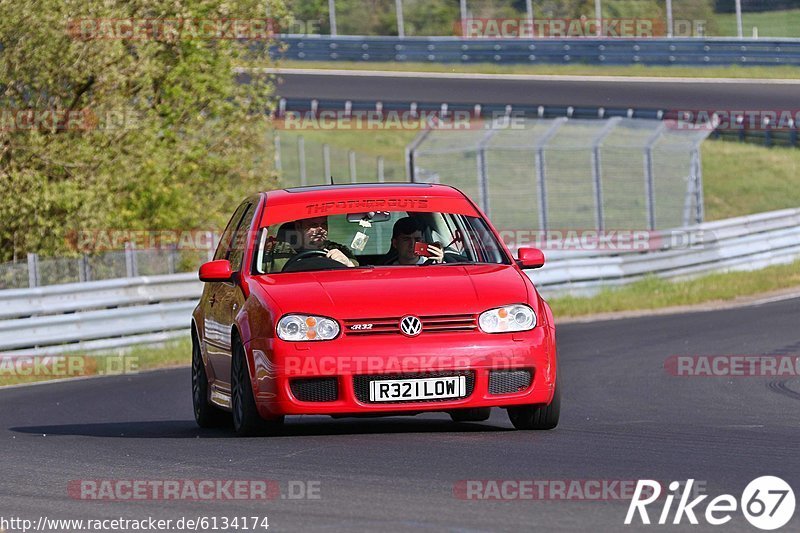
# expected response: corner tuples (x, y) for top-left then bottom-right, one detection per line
(205, 201), (257, 391)
(203, 201), (250, 388)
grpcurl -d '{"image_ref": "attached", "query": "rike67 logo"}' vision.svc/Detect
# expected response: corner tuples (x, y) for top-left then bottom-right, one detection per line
(625, 477), (795, 530)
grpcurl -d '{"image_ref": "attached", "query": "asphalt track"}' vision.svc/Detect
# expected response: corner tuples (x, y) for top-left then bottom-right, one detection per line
(2, 296), (799, 532)
(270, 69), (800, 110)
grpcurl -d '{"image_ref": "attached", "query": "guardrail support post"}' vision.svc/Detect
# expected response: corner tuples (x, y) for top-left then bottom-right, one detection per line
(27, 253), (39, 288)
(125, 242), (138, 278)
(79, 254), (91, 282)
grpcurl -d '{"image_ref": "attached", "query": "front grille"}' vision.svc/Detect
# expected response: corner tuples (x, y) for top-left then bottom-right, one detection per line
(488, 369), (533, 395)
(353, 370), (475, 404)
(290, 377), (338, 402)
(343, 314), (477, 336)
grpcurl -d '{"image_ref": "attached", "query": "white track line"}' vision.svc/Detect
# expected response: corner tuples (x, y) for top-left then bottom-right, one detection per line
(255, 67), (800, 85)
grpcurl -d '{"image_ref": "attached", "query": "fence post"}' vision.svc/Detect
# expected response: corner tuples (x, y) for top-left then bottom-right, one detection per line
(298, 135), (307, 186)
(476, 128), (498, 216)
(27, 253), (39, 288)
(349, 150), (357, 182)
(594, 0), (602, 36)
(273, 135), (282, 173)
(168, 248), (177, 274)
(405, 129), (432, 182)
(459, 0), (468, 35)
(323, 143), (331, 181)
(643, 122), (666, 231)
(692, 148), (704, 224)
(534, 118), (568, 231)
(328, 0), (338, 36)
(666, 0), (673, 37)
(395, 0), (405, 38)
(377, 156), (385, 182)
(590, 117), (621, 231)
(124, 241), (138, 278)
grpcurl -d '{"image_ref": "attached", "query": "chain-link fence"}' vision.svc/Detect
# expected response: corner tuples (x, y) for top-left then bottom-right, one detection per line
(409, 117), (712, 233)
(0, 248), (215, 290)
(287, 0), (800, 39)
(273, 132), (406, 186)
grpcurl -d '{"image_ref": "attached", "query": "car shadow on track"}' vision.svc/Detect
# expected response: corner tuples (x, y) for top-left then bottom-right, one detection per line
(8, 416), (514, 439)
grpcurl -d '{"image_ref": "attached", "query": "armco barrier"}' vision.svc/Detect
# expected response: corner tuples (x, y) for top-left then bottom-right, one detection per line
(2, 208), (800, 355)
(276, 36), (800, 66)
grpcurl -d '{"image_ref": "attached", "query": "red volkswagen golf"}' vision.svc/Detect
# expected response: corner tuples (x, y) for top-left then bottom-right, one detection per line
(192, 183), (559, 436)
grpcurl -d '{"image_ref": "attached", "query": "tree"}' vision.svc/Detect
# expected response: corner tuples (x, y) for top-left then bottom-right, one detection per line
(0, 0), (285, 261)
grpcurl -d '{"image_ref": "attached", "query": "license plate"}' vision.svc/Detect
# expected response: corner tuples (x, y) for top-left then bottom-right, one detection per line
(369, 376), (466, 402)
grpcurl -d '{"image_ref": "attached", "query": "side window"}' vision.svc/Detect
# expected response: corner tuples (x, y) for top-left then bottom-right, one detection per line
(227, 203), (257, 272)
(213, 202), (249, 262)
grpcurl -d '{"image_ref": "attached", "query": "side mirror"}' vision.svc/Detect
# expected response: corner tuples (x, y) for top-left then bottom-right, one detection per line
(517, 248), (545, 269)
(199, 259), (233, 282)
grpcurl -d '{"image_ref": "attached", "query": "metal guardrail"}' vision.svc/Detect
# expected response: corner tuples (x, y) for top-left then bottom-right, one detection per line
(277, 98), (800, 149)
(277, 35), (800, 66)
(2, 208), (800, 355)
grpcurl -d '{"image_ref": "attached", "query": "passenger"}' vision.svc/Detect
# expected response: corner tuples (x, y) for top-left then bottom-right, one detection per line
(387, 217), (444, 265)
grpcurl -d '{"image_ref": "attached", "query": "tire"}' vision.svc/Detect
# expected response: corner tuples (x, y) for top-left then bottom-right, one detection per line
(449, 407), (491, 423)
(507, 378), (560, 430)
(231, 340), (283, 437)
(192, 334), (230, 428)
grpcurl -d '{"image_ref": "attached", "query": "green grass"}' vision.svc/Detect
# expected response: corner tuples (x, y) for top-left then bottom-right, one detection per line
(716, 8), (800, 38)
(0, 337), (190, 387)
(549, 259), (800, 318)
(279, 59), (800, 79)
(702, 140), (800, 220)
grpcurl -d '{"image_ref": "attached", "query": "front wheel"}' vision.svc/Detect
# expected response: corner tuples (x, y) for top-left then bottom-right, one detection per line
(231, 341), (283, 437)
(506, 378), (560, 430)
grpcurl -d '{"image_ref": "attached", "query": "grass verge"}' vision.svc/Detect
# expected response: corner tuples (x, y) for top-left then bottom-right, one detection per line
(548, 259), (800, 318)
(716, 9), (800, 39)
(0, 336), (190, 388)
(278, 59), (800, 80)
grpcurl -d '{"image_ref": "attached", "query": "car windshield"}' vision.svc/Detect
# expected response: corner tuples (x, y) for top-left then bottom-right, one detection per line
(252, 211), (510, 274)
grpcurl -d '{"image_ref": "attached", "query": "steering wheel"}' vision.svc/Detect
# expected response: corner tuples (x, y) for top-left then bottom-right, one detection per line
(281, 250), (329, 272)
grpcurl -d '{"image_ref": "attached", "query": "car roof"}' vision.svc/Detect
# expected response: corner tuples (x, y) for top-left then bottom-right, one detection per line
(258, 182), (478, 225)
(265, 182), (465, 204)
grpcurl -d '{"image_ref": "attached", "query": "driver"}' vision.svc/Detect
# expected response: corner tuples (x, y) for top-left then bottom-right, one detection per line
(387, 217), (444, 265)
(269, 216), (358, 271)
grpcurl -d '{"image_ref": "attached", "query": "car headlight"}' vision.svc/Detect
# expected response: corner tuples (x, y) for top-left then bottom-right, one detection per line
(478, 304), (536, 333)
(277, 314), (340, 341)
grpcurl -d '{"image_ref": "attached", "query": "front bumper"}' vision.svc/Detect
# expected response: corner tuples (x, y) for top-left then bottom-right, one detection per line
(245, 326), (556, 418)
